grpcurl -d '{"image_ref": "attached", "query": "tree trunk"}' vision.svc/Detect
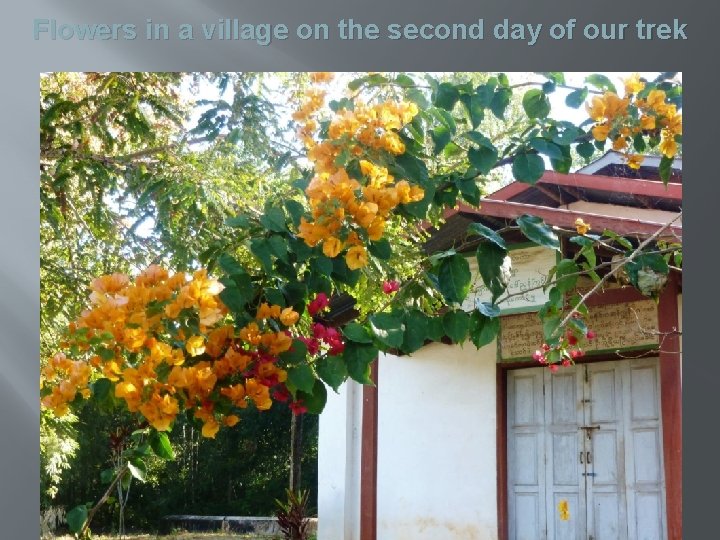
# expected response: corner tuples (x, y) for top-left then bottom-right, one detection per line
(289, 413), (304, 492)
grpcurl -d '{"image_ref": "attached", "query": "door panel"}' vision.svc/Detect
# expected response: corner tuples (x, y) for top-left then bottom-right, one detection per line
(508, 369), (546, 540)
(545, 366), (585, 540)
(508, 359), (666, 540)
(623, 359), (666, 540)
(586, 363), (627, 540)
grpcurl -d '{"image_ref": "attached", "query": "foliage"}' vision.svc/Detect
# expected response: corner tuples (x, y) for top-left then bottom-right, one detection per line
(39, 71), (682, 536)
(275, 489), (311, 540)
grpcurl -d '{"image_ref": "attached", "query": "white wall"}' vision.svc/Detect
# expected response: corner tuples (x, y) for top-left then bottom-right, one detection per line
(377, 341), (499, 540)
(317, 380), (363, 540)
(564, 201), (681, 226)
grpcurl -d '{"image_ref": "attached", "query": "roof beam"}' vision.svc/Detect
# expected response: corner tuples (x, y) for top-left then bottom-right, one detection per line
(456, 199), (682, 239)
(539, 171), (682, 200)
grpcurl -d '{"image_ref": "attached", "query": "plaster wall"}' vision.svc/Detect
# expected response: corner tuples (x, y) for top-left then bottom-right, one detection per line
(376, 341), (499, 540)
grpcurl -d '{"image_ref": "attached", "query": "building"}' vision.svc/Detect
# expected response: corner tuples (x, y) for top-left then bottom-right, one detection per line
(317, 152), (683, 540)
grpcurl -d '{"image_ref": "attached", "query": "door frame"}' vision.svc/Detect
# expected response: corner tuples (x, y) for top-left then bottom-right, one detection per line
(496, 279), (682, 540)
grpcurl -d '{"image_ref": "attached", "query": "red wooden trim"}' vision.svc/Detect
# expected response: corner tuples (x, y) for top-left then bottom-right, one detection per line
(658, 277), (682, 540)
(584, 286), (648, 307)
(540, 171), (682, 201)
(360, 360), (378, 540)
(487, 181), (531, 201)
(458, 199), (682, 239)
(496, 367), (509, 540)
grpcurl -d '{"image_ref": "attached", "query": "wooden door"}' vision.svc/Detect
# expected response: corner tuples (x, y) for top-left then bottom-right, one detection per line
(507, 359), (666, 540)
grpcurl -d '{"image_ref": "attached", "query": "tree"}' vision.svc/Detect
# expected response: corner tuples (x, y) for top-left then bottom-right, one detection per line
(40, 71), (682, 537)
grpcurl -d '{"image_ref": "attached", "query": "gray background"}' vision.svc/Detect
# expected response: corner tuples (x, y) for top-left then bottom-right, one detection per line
(2, 0), (710, 537)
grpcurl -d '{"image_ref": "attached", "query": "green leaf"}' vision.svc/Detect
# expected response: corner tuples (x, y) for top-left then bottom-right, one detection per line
(100, 468), (115, 485)
(150, 431), (175, 460)
(565, 87), (588, 108)
(522, 89), (551, 119)
(431, 126), (452, 155)
(217, 254), (244, 277)
(279, 339), (309, 364)
(512, 152), (545, 184)
(457, 177), (481, 206)
(285, 200), (305, 227)
(225, 214), (251, 228)
(548, 121), (582, 146)
(92, 378), (112, 401)
(529, 138), (564, 160)
(475, 81), (497, 107)
(490, 88), (512, 119)
(469, 311), (500, 348)
(585, 74), (617, 94)
(343, 322), (373, 344)
(288, 364), (316, 394)
(66, 505), (88, 534)
(443, 310), (470, 344)
(219, 284), (247, 314)
(434, 83), (460, 110)
(468, 222), (506, 249)
(464, 131), (494, 148)
(316, 355), (348, 392)
(297, 379), (328, 414)
(437, 254), (472, 304)
(477, 243), (509, 300)
(659, 155), (673, 184)
(461, 93), (485, 129)
(250, 238), (273, 271)
(402, 310), (429, 353)
(633, 133), (647, 153)
(127, 460), (147, 483)
(267, 235), (289, 263)
(555, 259), (580, 293)
(468, 146), (498, 175)
(603, 229), (633, 250)
(576, 141), (595, 160)
(369, 313), (405, 349)
(393, 152), (429, 184)
(550, 144), (573, 174)
(344, 343), (377, 385)
(368, 238), (392, 260)
(517, 214), (560, 250)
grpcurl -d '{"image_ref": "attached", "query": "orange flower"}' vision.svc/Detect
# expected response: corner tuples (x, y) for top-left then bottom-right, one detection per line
(185, 335), (206, 357)
(280, 307), (300, 327)
(346, 246), (368, 270)
(322, 236), (344, 258)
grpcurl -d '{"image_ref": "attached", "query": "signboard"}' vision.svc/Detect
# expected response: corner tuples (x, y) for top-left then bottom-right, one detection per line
(499, 299), (660, 361)
(462, 245), (557, 314)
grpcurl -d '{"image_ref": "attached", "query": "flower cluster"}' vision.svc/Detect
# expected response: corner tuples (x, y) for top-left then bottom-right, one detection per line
(532, 329), (596, 371)
(586, 73), (682, 169)
(41, 265), (305, 438)
(293, 79), (424, 270)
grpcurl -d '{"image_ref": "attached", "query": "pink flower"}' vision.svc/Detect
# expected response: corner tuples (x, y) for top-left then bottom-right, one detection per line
(312, 323), (327, 339)
(586, 330), (596, 340)
(549, 364), (560, 373)
(308, 292), (330, 317)
(532, 350), (546, 363)
(328, 338), (345, 356)
(289, 399), (308, 415)
(272, 385), (291, 403)
(382, 280), (400, 294)
(298, 336), (320, 355)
